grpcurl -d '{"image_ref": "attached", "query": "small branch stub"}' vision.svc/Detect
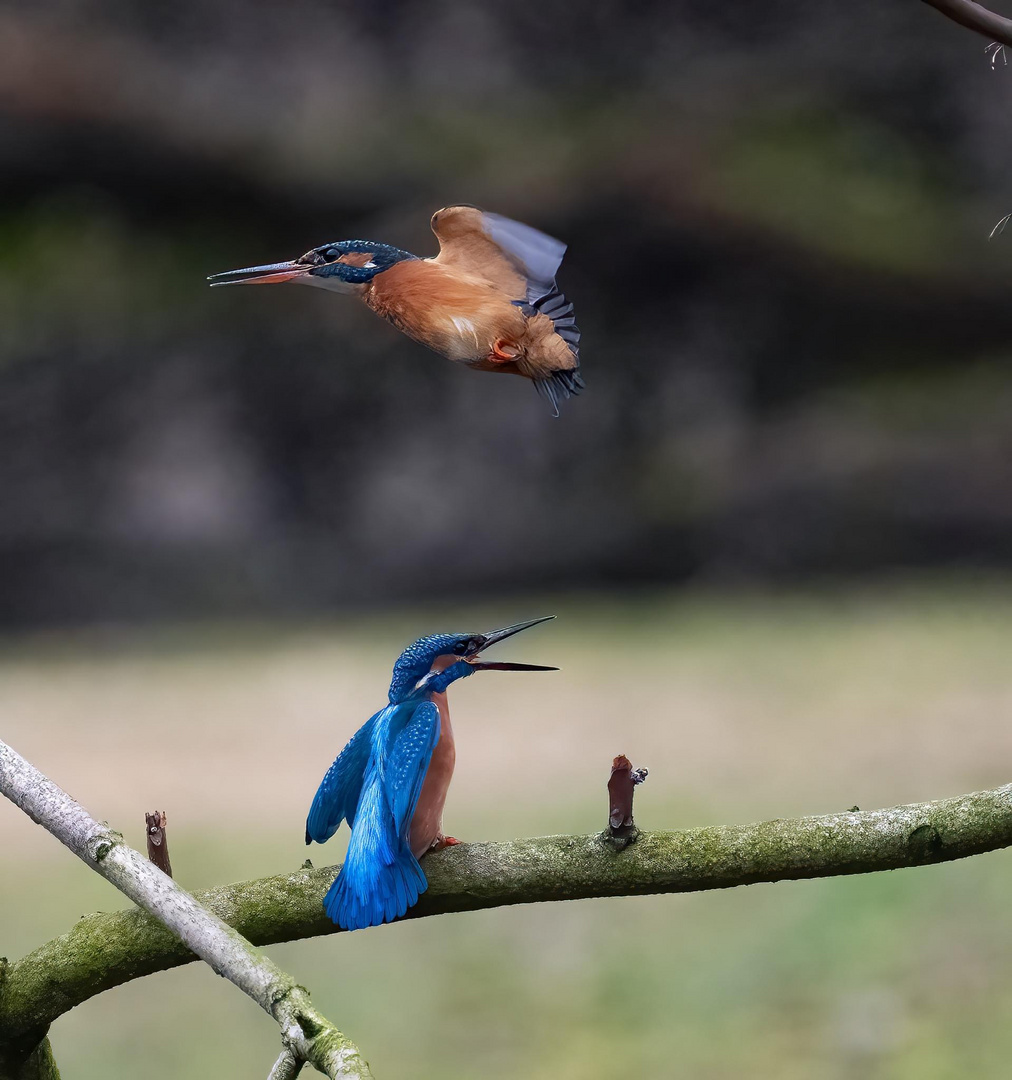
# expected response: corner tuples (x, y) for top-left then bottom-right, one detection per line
(145, 811), (172, 879)
(607, 754), (648, 846)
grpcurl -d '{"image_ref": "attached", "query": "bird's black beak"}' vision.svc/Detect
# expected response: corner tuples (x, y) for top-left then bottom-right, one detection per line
(465, 660), (558, 672)
(207, 260), (314, 287)
(465, 615), (557, 672)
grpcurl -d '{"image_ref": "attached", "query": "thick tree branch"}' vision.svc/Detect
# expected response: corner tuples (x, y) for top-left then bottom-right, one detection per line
(1, 1036), (60, 1080)
(2, 779), (1011, 1050)
(0, 739), (370, 1080)
(921, 0), (1012, 48)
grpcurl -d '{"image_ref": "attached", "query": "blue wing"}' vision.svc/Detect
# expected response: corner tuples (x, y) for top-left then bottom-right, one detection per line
(322, 701), (440, 930)
(482, 212), (566, 304)
(380, 700), (441, 843)
(305, 710), (381, 845)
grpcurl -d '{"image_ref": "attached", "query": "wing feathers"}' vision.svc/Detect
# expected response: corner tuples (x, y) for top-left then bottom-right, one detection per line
(381, 701), (441, 841)
(430, 205), (584, 415)
(305, 711), (379, 844)
(430, 205), (567, 304)
(480, 211), (566, 303)
(321, 701), (441, 930)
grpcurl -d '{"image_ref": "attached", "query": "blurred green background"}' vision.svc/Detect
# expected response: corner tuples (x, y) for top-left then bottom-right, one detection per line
(3, 1), (1012, 1076)
(5, 585), (1012, 1078)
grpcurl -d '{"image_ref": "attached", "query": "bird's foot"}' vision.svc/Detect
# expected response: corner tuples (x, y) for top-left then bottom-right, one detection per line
(429, 834), (461, 852)
(490, 338), (520, 363)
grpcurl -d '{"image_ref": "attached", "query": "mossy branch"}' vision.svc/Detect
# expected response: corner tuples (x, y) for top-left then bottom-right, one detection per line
(0, 738), (371, 1080)
(2, 1037), (60, 1080)
(2, 780), (1011, 1053)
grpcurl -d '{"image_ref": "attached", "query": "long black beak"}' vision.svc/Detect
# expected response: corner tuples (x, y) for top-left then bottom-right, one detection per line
(465, 615), (557, 671)
(467, 660), (558, 672)
(478, 615), (556, 651)
(207, 260), (313, 287)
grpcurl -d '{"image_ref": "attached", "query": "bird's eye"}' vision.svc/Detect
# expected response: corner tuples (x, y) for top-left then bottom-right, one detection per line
(325, 247), (342, 261)
(453, 640), (469, 655)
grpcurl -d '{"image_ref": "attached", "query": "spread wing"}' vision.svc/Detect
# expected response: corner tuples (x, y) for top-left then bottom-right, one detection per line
(430, 205), (566, 304)
(305, 709), (380, 844)
(379, 700), (441, 844)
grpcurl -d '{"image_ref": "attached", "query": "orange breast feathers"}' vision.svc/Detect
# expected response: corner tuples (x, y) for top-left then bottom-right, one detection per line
(362, 259), (577, 380)
(363, 259), (523, 362)
(408, 689), (455, 858)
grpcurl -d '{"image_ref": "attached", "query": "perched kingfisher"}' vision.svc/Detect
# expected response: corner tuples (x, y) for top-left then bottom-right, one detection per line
(305, 616), (556, 931)
(209, 206), (583, 415)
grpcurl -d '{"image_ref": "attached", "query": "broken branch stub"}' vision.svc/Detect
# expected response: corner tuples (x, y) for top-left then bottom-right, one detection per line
(608, 754), (648, 843)
(145, 811), (172, 879)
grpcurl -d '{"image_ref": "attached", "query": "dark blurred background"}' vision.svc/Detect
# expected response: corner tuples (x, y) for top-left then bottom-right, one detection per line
(3, 0), (1011, 626)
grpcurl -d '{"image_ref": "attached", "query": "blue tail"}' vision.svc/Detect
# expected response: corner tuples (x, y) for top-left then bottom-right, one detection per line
(323, 771), (427, 931)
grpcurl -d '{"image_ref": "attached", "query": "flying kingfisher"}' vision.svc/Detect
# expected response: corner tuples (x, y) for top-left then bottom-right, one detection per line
(209, 206), (583, 415)
(305, 616), (557, 931)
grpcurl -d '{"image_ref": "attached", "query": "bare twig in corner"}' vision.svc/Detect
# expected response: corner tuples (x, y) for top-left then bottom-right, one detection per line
(0, 737), (372, 1080)
(145, 811), (172, 878)
(920, 0), (1012, 50)
(607, 754), (648, 845)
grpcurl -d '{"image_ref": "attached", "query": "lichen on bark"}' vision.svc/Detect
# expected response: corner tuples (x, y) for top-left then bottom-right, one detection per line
(3, 782), (1011, 1054)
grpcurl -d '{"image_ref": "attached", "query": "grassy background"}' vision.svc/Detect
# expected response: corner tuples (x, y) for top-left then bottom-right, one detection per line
(4, 580), (1012, 1078)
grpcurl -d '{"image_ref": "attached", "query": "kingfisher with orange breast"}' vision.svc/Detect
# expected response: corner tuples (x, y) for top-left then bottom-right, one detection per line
(305, 616), (556, 931)
(209, 206), (583, 415)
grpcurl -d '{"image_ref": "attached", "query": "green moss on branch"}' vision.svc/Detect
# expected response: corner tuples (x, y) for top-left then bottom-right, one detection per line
(0, 1035), (61, 1080)
(3, 783), (1011, 1044)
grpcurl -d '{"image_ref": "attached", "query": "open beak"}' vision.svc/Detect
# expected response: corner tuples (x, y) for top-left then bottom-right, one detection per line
(465, 615), (557, 672)
(465, 660), (558, 672)
(478, 615), (555, 650)
(207, 260), (314, 287)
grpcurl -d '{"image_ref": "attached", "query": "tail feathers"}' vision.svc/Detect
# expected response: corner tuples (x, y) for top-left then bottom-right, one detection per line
(324, 848), (427, 931)
(515, 284), (582, 417)
(531, 286), (580, 357)
(322, 774), (427, 930)
(516, 285), (581, 357)
(534, 369), (586, 417)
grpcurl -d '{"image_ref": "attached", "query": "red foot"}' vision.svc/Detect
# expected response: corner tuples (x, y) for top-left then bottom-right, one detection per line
(430, 835), (461, 851)
(490, 339), (519, 363)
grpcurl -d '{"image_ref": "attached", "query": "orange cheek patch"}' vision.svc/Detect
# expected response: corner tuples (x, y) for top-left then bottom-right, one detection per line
(337, 252), (376, 268)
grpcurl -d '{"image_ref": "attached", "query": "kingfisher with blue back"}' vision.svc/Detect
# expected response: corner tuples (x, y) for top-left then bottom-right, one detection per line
(209, 206), (583, 415)
(306, 616), (556, 931)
